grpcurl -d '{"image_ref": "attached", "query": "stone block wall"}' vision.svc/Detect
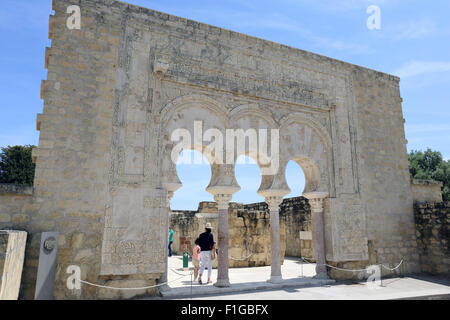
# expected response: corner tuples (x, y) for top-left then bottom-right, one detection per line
(414, 202), (450, 276)
(0, 185), (37, 298)
(412, 179), (443, 203)
(353, 68), (421, 275)
(16, 0), (127, 299)
(279, 197), (313, 259)
(230, 203), (286, 268)
(170, 202), (287, 268)
(0, 184), (34, 228)
(170, 210), (205, 256)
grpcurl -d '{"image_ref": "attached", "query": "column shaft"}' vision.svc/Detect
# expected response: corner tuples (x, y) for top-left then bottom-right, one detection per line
(312, 209), (327, 276)
(215, 207), (230, 287)
(269, 206), (282, 283)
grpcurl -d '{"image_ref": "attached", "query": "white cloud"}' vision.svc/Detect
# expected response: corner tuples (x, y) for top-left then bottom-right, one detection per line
(279, 0), (391, 13)
(390, 19), (437, 41)
(393, 60), (450, 78)
(228, 13), (369, 54)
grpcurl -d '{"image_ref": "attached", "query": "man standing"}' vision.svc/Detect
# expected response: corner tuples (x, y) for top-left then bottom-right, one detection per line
(168, 226), (174, 257)
(198, 223), (215, 284)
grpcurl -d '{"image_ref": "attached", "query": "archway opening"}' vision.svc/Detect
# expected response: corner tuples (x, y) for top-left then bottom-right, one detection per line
(170, 149), (213, 211)
(228, 154), (286, 279)
(285, 160), (306, 198)
(233, 155), (264, 204)
(283, 160), (316, 278)
(167, 149), (218, 288)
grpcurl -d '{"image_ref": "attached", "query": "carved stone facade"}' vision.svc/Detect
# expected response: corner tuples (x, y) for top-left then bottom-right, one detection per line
(0, 0), (423, 299)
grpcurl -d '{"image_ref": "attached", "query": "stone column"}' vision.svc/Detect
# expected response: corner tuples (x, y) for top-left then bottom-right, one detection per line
(303, 192), (328, 279)
(214, 193), (233, 287)
(206, 164), (240, 288)
(265, 195), (284, 283)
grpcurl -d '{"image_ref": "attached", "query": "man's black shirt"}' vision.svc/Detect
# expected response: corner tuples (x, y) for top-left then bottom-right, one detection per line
(198, 231), (215, 251)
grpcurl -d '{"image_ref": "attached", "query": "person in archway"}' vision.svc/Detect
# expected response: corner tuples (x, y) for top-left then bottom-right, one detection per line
(192, 238), (201, 281)
(168, 226), (174, 257)
(197, 223), (215, 284)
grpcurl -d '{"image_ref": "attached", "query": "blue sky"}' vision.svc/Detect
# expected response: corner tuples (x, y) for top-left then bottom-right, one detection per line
(0, 0), (449, 209)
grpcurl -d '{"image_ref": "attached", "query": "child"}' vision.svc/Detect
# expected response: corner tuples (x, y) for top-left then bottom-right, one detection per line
(192, 238), (201, 281)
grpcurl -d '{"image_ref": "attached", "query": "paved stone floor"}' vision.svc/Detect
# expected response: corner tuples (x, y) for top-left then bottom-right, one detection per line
(161, 256), (331, 298)
(167, 255), (317, 287)
(187, 275), (450, 300)
(150, 256), (450, 300)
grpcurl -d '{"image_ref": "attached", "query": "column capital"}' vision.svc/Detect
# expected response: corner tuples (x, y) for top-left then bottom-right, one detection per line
(264, 195), (283, 211)
(259, 188), (289, 211)
(207, 185), (239, 210)
(303, 192), (328, 212)
(214, 194), (233, 210)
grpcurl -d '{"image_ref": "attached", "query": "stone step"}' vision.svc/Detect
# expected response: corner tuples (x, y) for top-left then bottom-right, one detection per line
(159, 277), (335, 299)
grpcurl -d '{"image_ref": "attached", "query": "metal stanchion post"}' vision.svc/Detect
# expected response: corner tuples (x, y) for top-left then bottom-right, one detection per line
(301, 257), (304, 278)
(379, 263), (383, 287)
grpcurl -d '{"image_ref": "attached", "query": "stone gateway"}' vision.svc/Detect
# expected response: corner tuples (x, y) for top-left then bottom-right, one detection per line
(0, 0), (426, 299)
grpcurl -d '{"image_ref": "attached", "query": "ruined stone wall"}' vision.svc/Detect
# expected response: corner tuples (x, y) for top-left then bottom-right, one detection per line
(414, 202), (449, 276)
(412, 180), (443, 203)
(0, 184), (34, 228)
(170, 201), (287, 268)
(14, 0), (124, 299)
(230, 203), (286, 268)
(279, 197), (313, 259)
(0, 185), (33, 298)
(170, 208), (217, 258)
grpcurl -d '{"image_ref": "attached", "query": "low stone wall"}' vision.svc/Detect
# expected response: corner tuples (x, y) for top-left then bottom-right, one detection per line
(0, 184), (35, 299)
(170, 197), (312, 268)
(170, 209), (216, 257)
(414, 202), (450, 276)
(412, 179), (443, 203)
(0, 184), (34, 228)
(0, 184), (34, 257)
(230, 203), (285, 268)
(280, 197), (313, 259)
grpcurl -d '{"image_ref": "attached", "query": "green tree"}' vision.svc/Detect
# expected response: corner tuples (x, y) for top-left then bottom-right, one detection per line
(0, 145), (36, 185)
(408, 148), (450, 201)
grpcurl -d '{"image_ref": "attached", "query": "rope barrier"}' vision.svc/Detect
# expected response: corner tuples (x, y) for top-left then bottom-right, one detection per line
(230, 253), (254, 261)
(77, 257), (404, 291)
(300, 257), (404, 273)
(381, 259), (404, 271)
(170, 268), (193, 276)
(301, 257), (367, 272)
(78, 272), (191, 291)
